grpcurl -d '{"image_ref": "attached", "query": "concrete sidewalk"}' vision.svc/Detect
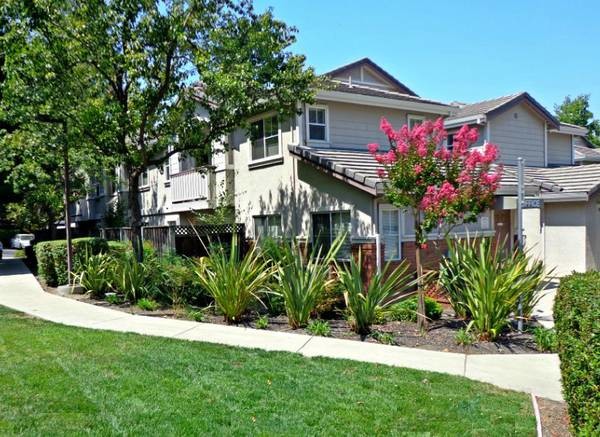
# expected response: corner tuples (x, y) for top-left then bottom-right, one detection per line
(0, 259), (563, 401)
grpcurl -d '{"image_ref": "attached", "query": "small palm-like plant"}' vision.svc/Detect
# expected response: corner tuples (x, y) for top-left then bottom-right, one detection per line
(270, 234), (345, 329)
(440, 237), (549, 340)
(195, 237), (273, 323)
(111, 253), (161, 303)
(78, 252), (114, 298)
(339, 254), (416, 335)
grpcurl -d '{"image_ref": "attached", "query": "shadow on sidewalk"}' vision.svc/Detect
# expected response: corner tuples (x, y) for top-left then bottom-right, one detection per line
(0, 259), (32, 277)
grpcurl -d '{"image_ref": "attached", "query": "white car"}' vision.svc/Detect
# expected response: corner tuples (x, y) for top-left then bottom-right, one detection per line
(10, 234), (35, 249)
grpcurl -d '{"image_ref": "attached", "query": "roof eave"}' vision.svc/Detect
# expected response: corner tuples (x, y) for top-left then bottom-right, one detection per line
(316, 89), (454, 115)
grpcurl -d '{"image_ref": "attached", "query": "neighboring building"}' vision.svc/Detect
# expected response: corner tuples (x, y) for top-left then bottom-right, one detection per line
(74, 57), (600, 276)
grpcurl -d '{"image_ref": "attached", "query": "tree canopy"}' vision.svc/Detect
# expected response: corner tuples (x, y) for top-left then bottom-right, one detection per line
(2, 0), (316, 259)
(554, 94), (600, 147)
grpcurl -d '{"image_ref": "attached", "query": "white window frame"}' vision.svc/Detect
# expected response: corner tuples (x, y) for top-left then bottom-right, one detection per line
(249, 114), (282, 165)
(407, 114), (426, 129)
(139, 170), (149, 188)
(253, 214), (282, 239)
(378, 204), (402, 260)
(306, 104), (329, 143)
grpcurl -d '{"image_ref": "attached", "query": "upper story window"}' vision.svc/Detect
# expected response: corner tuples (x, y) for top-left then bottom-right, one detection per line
(307, 106), (328, 142)
(446, 134), (454, 150)
(250, 115), (280, 162)
(408, 114), (425, 130)
(139, 170), (149, 187)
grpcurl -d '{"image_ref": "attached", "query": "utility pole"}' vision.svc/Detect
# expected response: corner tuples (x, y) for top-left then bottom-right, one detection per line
(517, 157), (524, 331)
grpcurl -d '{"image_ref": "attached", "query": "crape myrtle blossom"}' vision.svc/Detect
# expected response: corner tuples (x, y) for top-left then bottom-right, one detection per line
(368, 117), (502, 246)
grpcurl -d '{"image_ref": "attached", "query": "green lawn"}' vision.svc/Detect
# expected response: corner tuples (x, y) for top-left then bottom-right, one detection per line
(0, 306), (535, 436)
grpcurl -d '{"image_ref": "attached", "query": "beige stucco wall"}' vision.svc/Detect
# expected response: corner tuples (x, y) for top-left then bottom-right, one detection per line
(544, 201), (587, 276)
(489, 102), (546, 167)
(585, 191), (600, 270)
(523, 207), (544, 262)
(230, 112), (376, 239)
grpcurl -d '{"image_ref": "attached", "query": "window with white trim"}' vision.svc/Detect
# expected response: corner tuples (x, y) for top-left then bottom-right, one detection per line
(379, 206), (401, 260)
(408, 114), (425, 129)
(139, 170), (149, 187)
(312, 211), (351, 258)
(254, 214), (282, 239)
(307, 106), (328, 142)
(250, 115), (280, 162)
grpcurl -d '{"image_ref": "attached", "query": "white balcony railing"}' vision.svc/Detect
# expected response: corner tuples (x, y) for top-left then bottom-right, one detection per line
(171, 167), (212, 203)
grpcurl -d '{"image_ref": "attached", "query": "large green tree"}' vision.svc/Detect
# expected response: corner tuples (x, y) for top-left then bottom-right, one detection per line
(6, 0), (316, 261)
(554, 94), (600, 146)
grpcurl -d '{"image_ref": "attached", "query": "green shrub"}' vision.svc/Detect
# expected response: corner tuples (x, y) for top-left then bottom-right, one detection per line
(532, 327), (557, 353)
(77, 253), (114, 298)
(255, 315), (269, 330)
(105, 293), (122, 305)
(137, 298), (159, 311)
(439, 237), (547, 340)
(107, 241), (129, 255)
(454, 328), (476, 347)
(35, 238), (109, 286)
(195, 237), (273, 323)
(188, 309), (204, 322)
(110, 253), (162, 302)
(270, 235), (345, 329)
(160, 257), (204, 306)
(554, 272), (600, 435)
(338, 255), (415, 335)
(386, 296), (443, 323)
(307, 319), (331, 337)
(371, 331), (395, 345)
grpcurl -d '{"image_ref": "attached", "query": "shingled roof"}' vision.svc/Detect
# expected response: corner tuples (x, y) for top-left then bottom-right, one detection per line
(574, 145), (600, 163)
(327, 82), (452, 107)
(445, 92), (560, 129)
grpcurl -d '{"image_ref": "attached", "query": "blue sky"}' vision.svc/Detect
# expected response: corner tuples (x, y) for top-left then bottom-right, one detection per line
(254, 0), (600, 116)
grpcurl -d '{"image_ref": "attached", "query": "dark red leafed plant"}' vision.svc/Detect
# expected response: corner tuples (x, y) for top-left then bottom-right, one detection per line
(368, 117), (502, 329)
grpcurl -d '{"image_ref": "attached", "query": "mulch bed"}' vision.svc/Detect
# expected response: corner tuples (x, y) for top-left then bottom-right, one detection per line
(42, 280), (546, 356)
(537, 397), (571, 436)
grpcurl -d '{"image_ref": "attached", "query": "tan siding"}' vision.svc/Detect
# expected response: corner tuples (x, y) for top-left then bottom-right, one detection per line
(323, 101), (435, 150)
(547, 132), (572, 166)
(489, 102), (546, 166)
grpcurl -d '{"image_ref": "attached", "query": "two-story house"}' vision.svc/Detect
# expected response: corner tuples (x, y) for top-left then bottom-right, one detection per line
(75, 57), (600, 276)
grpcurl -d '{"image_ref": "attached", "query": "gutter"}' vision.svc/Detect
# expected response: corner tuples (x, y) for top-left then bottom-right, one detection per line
(443, 114), (487, 129)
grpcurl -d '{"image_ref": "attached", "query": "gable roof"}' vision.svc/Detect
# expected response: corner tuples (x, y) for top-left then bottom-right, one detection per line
(328, 82), (452, 107)
(445, 92), (560, 129)
(574, 145), (600, 163)
(323, 58), (418, 97)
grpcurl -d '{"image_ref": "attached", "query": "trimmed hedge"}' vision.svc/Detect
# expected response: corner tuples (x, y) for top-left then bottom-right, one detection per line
(554, 271), (600, 436)
(35, 238), (108, 287)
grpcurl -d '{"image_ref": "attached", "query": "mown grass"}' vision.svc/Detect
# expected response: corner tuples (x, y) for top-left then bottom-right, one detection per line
(0, 306), (535, 435)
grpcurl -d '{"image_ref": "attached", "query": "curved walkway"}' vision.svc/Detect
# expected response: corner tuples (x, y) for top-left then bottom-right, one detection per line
(0, 259), (563, 401)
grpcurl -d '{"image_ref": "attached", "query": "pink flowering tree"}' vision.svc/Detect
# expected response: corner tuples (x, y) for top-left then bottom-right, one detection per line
(368, 118), (502, 329)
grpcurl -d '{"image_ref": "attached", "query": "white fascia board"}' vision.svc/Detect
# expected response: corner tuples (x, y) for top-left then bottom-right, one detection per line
(549, 125), (589, 136)
(443, 115), (487, 129)
(540, 192), (589, 202)
(316, 90), (453, 115)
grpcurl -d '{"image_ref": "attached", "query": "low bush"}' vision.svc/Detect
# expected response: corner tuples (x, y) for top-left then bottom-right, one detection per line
(137, 298), (159, 311)
(439, 237), (547, 340)
(35, 238), (108, 286)
(454, 328), (476, 347)
(160, 257), (204, 306)
(270, 235), (344, 329)
(554, 272), (600, 435)
(532, 327), (557, 353)
(107, 241), (129, 255)
(195, 237), (273, 323)
(371, 331), (395, 345)
(110, 253), (162, 302)
(187, 309), (204, 322)
(255, 315), (269, 330)
(386, 296), (443, 323)
(307, 319), (331, 337)
(77, 253), (114, 298)
(338, 255), (415, 335)
(105, 293), (122, 305)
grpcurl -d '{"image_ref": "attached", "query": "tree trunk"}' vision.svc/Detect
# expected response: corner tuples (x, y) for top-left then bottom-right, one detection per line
(415, 213), (427, 331)
(62, 125), (73, 285)
(127, 170), (144, 262)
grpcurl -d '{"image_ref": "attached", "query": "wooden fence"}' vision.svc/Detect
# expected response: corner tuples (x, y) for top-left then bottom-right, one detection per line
(101, 224), (246, 258)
